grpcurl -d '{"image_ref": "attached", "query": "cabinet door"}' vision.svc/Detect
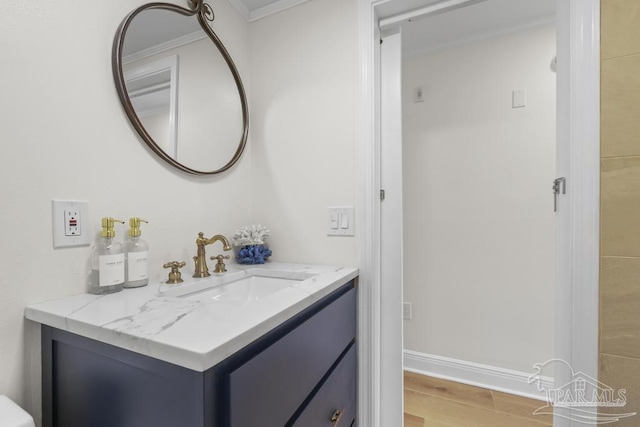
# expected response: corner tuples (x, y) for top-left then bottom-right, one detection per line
(291, 344), (357, 427)
(228, 287), (356, 427)
(41, 326), (205, 427)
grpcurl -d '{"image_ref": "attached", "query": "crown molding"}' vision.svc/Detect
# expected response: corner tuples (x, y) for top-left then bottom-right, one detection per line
(121, 0), (314, 64)
(227, 0), (251, 20)
(247, 0), (312, 22)
(123, 30), (206, 64)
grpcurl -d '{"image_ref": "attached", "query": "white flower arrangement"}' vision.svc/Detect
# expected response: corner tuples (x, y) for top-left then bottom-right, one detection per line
(232, 224), (271, 247)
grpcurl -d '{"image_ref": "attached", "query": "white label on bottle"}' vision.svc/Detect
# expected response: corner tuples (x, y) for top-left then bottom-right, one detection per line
(99, 253), (125, 287)
(127, 251), (149, 281)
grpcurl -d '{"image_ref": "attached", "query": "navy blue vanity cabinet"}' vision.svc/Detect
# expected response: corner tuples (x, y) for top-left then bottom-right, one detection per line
(41, 327), (208, 427)
(291, 344), (357, 427)
(227, 284), (356, 426)
(41, 281), (356, 427)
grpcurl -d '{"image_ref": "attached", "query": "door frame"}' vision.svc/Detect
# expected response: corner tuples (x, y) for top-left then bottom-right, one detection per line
(378, 27), (404, 427)
(356, 1), (600, 426)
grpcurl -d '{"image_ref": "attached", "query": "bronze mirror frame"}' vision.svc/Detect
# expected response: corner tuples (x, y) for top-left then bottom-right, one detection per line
(112, 0), (249, 175)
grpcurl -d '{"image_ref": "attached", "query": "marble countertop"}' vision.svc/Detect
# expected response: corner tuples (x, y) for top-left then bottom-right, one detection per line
(25, 262), (358, 372)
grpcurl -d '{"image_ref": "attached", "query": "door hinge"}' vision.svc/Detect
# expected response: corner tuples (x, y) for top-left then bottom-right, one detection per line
(380, 189), (386, 201)
(553, 177), (566, 212)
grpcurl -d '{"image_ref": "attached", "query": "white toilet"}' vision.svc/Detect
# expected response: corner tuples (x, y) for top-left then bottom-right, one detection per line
(0, 396), (35, 427)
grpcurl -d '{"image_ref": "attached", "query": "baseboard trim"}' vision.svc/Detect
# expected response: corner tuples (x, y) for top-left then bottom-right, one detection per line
(403, 350), (553, 401)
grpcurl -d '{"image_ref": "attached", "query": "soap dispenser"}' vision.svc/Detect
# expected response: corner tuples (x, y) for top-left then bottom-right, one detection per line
(124, 217), (149, 288)
(89, 218), (125, 295)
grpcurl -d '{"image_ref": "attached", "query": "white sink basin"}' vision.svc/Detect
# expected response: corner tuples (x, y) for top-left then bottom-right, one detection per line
(182, 275), (299, 303)
(159, 268), (317, 304)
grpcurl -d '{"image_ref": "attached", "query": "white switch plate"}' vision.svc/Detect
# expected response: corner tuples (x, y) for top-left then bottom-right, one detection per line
(403, 302), (412, 320)
(512, 89), (526, 108)
(327, 206), (354, 236)
(413, 86), (425, 103)
(52, 200), (90, 248)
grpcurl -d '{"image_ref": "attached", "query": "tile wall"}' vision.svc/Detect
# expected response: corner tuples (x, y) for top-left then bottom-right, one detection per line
(600, 0), (640, 423)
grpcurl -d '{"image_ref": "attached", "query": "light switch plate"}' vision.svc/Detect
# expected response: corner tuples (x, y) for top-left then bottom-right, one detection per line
(403, 302), (412, 320)
(512, 89), (526, 108)
(52, 200), (90, 248)
(327, 206), (354, 236)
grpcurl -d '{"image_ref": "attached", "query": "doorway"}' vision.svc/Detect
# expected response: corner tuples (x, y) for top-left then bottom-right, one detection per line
(401, 0), (556, 389)
(357, 0), (600, 426)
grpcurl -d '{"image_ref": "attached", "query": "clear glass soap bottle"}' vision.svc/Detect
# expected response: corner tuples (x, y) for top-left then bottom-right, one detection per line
(124, 217), (149, 288)
(89, 218), (125, 295)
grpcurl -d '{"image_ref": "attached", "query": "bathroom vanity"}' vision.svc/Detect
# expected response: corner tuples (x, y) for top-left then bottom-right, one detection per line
(25, 263), (358, 427)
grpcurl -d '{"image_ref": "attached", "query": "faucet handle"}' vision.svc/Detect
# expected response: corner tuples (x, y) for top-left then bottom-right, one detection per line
(211, 254), (230, 274)
(163, 261), (186, 284)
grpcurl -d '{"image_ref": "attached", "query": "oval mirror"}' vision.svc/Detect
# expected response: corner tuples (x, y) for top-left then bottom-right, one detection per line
(112, 0), (248, 175)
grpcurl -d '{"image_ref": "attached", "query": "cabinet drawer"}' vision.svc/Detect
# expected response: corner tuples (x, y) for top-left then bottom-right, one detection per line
(291, 344), (357, 427)
(229, 286), (356, 427)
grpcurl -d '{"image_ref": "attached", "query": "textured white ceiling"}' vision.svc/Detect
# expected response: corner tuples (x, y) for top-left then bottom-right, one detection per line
(228, 0), (310, 21)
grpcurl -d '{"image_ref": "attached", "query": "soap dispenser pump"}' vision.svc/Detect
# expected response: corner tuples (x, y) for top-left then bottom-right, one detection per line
(124, 217), (149, 288)
(89, 218), (125, 295)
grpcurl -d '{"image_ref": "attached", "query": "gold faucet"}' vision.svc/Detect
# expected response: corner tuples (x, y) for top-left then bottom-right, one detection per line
(193, 232), (232, 278)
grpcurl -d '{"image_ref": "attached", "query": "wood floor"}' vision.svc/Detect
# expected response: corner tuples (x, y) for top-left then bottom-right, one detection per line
(404, 371), (553, 427)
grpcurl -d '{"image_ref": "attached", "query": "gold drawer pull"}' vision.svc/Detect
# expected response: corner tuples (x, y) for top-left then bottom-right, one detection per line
(331, 408), (344, 426)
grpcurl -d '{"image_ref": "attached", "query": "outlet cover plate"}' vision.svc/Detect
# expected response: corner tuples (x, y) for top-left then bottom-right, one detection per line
(52, 200), (90, 248)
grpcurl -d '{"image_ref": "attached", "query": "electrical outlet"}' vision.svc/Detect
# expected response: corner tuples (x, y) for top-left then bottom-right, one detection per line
(64, 209), (80, 236)
(403, 302), (412, 320)
(52, 200), (90, 248)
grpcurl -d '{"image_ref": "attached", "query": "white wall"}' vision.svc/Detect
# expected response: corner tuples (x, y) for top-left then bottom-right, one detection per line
(402, 26), (556, 373)
(0, 0), (251, 424)
(248, 0), (359, 266)
(0, 0), (361, 423)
